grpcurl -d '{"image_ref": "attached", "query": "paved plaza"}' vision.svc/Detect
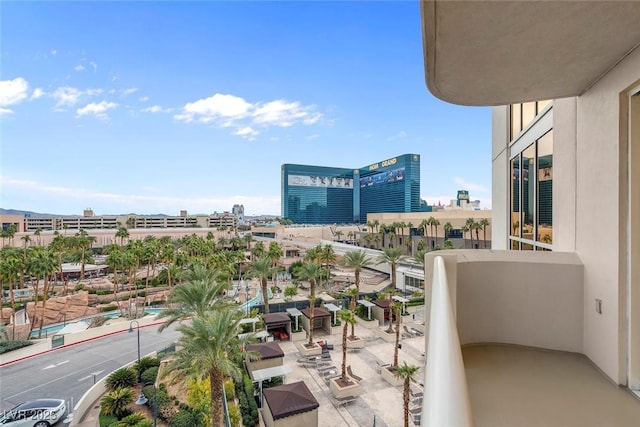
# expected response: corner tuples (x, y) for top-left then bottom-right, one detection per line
(277, 319), (426, 427)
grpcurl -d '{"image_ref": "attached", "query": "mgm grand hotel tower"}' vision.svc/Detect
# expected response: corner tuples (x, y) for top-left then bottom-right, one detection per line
(281, 153), (420, 224)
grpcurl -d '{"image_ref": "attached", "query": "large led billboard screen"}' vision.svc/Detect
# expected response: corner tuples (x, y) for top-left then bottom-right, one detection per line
(288, 174), (354, 189)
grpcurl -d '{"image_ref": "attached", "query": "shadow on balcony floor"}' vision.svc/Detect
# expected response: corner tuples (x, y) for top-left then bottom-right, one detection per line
(463, 344), (640, 427)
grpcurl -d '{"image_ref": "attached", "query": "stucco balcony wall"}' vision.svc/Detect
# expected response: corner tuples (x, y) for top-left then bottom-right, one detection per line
(426, 250), (584, 354)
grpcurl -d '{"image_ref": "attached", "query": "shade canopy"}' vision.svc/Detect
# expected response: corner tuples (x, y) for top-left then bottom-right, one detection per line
(263, 381), (319, 420)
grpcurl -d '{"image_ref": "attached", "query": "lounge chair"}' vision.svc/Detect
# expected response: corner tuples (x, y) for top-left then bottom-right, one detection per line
(403, 325), (416, 337)
(333, 395), (357, 407)
(347, 365), (362, 382)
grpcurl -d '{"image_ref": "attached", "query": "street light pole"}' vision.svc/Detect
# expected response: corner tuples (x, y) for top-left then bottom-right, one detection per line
(129, 320), (141, 382)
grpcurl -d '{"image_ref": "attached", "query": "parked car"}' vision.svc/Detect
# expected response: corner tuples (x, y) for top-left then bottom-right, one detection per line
(0, 399), (66, 426)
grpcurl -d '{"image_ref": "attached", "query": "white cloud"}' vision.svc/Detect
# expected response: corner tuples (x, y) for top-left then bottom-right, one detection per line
(305, 134), (320, 140)
(76, 101), (118, 119)
(0, 175), (281, 215)
(0, 108), (14, 116)
(453, 177), (489, 193)
(51, 87), (103, 110)
(141, 105), (172, 113)
(74, 64), (85, 72)
(89, 62), (98, 72)
(0, 78), (29, 112)
(31, 88), (44, 100)
(121, 88), (138, 96)
(50, 49), (57, 56)
(175, 93), (323, 138)
(51, 87), (83, 108)
(252, 99), (315, 127)
(177, 93), (252, 123)
(387, 130), (408, 141)
(139, 96), (149, 102)
(234, 126), (259, 140)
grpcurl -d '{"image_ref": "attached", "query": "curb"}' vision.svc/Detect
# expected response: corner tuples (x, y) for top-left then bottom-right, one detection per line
(0, 321), (166, 368)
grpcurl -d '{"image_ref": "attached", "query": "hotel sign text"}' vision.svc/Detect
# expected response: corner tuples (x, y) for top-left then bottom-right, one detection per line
(368, 157), (397, 171)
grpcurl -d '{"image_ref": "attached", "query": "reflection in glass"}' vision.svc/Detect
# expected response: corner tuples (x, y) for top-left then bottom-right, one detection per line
(537, 99), (551, 113)
(522, 102), (536, 130)
(510, 156), (520, 236)
(522, 144), (535, 239)
(511, 103), (521, 140)
(537, 130), (553, 243)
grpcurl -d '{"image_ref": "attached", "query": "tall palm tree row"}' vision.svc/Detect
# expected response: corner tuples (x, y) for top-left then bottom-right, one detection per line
(246, 256), (273, 314)
(342, 250), (375, 337)
(396, 362), (420, 427)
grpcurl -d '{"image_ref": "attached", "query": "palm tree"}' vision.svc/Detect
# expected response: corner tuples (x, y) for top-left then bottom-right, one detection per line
(419, 219), (429, 244)
(396, 362), (420, 427)
(473, 220), (482, 249)
(342, 250), (375, 337)
(75, 229), (96, 280)
(465, 218), (476, 249)
(164, 309), (249, 427)
(461, 225), (470, 248)
(293, 262), (323, 299)
(267, 241), (283, 285)
(157, 274), (228, 331)
(479, 218), (490, 248)
(338, 309), (357, 382)
(376, 247), (407, 292)
(0, 248), (23, 339)
(27, 247), (57, 337)
(49, 233), (69, 294)
(246, 256), (273, 313)
(306, 296), (317, 347)
(444, 222), (453, 241)
(392, 301), (403, 368)
(115, 227), (129, 246)
(318, 244), (337, 289)
(252, 240), (266, 261)
(34, 228), (42, 246)
(431, 218), (441, 247)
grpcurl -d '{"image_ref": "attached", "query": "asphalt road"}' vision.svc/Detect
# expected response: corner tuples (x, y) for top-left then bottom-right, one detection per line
(0, 324), (181, 412)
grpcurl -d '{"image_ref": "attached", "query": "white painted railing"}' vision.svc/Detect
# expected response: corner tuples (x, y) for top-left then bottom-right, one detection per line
(422, 256), (474, 427)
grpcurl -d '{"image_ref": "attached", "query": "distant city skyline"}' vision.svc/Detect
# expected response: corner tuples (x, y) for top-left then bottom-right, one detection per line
(0, 1), (491, 216)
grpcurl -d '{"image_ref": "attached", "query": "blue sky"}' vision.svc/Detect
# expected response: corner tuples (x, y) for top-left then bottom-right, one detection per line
(0, 1), (491, 216)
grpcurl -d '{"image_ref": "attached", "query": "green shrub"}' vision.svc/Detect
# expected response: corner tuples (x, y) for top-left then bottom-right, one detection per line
(140, 367), (158, 385)
(100, 305), (119, 313)
(224, 379), (235, 401)
(106, 367), (137, 391)
(116, 412), (151, 426)
(170, 409), (197, 427)
(135, 356), (160, 374)
(99, 414), (118, 427)
(142, 385), (172, 421)
(100, 387), (134, 419)
(0, 340), (33, 354)
(228, 403), (241, 427)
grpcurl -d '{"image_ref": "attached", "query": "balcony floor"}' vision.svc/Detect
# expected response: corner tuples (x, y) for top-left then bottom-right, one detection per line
(463, 345), (640, 427)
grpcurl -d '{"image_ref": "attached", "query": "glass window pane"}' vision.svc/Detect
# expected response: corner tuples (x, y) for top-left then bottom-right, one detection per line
(522, 242), (534, 251)
(537, 130), (553, 244)
(522, 144), (535, 240)
(510, 103), (521, 140)
(510, 156), (521, 237)
(537, 99), (551, 113)
(511, 239), (520, 250)
(522, 102), (536, 129)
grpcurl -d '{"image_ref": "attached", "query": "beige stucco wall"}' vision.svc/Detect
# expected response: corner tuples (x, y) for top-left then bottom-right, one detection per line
(262, 405), (318, 427)
(247, 356), (283, 374)
(573, 45), (640, 384)
(426, 251), (584, 353)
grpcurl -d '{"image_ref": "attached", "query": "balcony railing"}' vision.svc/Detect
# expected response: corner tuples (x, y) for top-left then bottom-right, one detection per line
(422, 255), (474, 427)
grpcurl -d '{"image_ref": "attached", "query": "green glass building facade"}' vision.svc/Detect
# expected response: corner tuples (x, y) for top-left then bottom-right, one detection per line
(281, 154), (420, 224)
